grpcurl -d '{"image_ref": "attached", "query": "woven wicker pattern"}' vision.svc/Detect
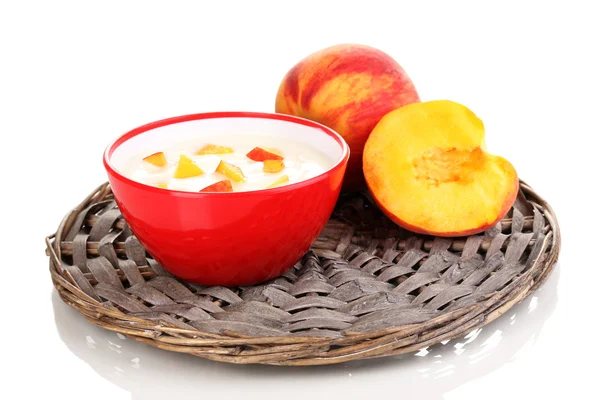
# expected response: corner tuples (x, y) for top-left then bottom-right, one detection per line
(46, 181), (559, 365)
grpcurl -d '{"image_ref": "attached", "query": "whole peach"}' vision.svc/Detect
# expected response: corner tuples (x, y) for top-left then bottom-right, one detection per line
(275, 44), (420, 191)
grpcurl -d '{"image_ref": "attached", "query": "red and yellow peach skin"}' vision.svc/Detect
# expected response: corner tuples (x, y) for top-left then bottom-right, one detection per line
(275, 44), (420, 191)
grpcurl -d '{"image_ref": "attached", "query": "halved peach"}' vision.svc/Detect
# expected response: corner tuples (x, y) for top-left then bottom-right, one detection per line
(200, 180), (233, 192)
(143, 152), (167, 167)
(246, 147), (284, 161)
(196, 144), (234, 155)
(268, 174), (289, 188)
(263, 160), (285, 173)
(215, 160), (245, 182)
(174, 154), (204, 179)
(363, 100), (519, 237)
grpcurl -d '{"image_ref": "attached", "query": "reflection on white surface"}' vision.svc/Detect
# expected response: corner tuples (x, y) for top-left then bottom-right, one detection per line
(52, 265), (559, 400)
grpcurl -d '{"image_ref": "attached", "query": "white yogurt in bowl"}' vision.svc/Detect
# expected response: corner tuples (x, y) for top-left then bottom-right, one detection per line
(119, 134), (333, 192)
(109, 112), (346, 193)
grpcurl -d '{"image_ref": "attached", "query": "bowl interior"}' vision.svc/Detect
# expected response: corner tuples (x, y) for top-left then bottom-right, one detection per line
(108, 113), (346, 179)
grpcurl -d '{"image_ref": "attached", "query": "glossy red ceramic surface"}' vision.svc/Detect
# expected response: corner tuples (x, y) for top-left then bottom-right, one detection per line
(103, 112), (349, 286)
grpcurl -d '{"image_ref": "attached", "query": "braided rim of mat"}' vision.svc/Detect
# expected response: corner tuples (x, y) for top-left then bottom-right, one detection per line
(46, 181), (560, 366)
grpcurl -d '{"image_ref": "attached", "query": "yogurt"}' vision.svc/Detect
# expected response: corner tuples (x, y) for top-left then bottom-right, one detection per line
(120, 134), (334, 192)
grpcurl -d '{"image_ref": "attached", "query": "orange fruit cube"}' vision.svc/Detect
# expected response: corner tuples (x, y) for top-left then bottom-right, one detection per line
(174, 155), (204, 179)
(200, 180), (234, 192)
(246, 147), (284, 161)
(215, 160), (245, 182)
(268, 175), (289, 188)
(196, 144), (234, 155)
(263, 160), (285, 173)
(143, 152), (167, 167)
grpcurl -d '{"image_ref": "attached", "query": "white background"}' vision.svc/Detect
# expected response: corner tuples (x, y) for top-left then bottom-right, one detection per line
(1, 1), (599, 399)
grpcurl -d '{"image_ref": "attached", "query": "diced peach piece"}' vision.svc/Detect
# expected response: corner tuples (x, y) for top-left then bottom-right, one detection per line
(264, 147), (283, 157)
(196, 144), (234, 155)
(363, 100), (519, 237)
(155, 183), (168, 189)
(174, 154), (204, 179)
(143, 152), (167, 167)
(200, 180), (233, 192)
(215, 160), (245, 182)
(268, 175), (289, 188)
(246, 147), (284, 161)
(263, 160), (285, 173)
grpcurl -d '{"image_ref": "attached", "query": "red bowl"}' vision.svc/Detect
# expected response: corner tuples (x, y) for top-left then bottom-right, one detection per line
(103, 112), (349, 286)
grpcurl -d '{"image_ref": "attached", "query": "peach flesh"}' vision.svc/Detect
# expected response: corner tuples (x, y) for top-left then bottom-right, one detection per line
(363, 100), (519, 237)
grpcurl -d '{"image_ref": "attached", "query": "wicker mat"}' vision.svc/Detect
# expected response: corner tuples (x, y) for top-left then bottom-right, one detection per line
(46, 181), (560, 366)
